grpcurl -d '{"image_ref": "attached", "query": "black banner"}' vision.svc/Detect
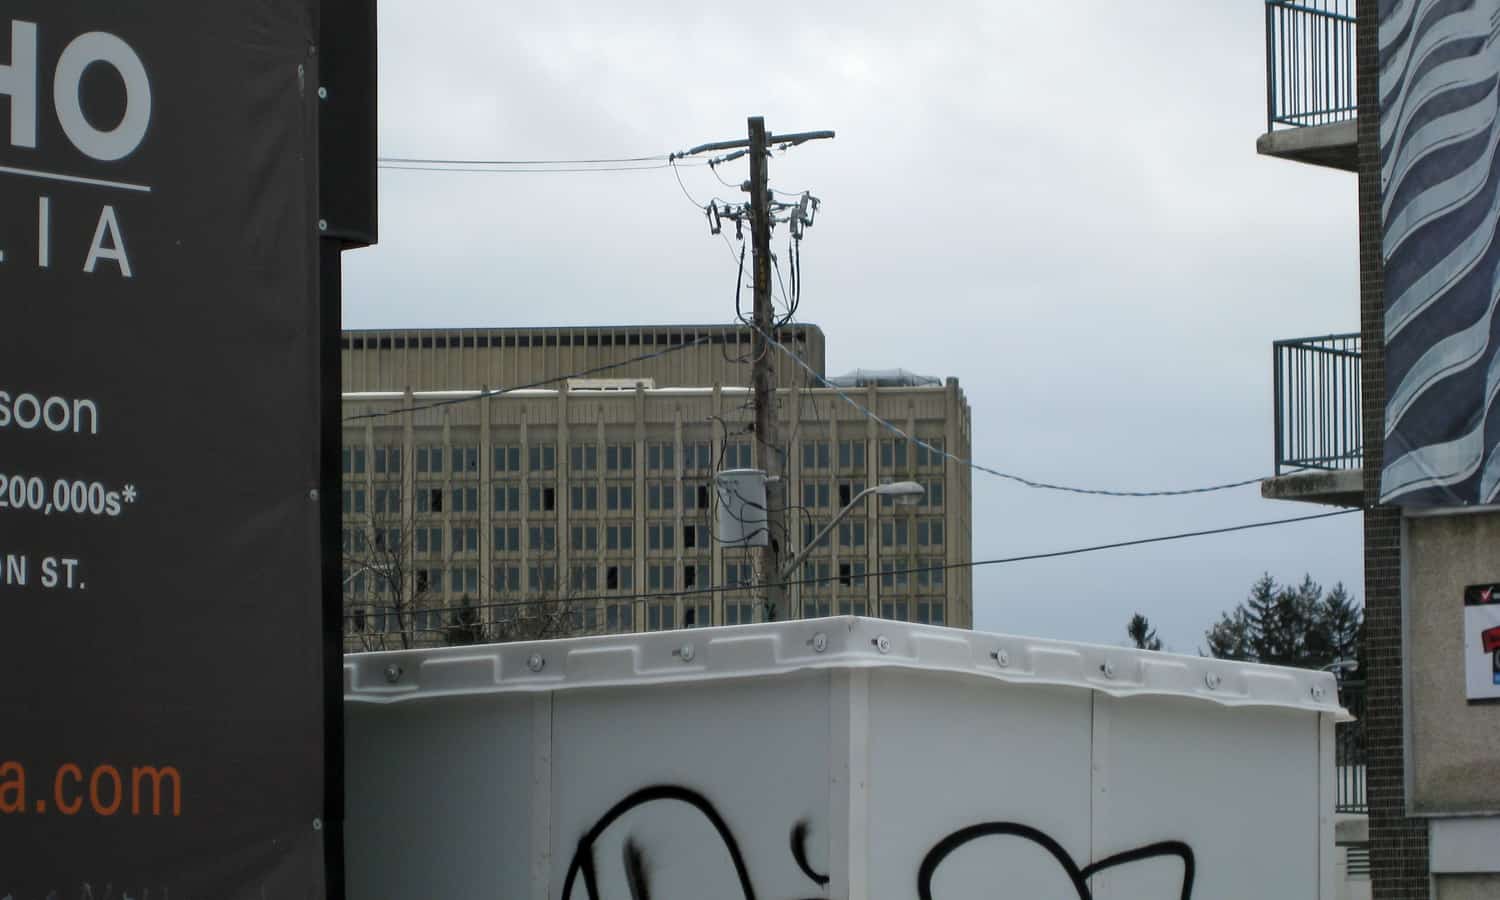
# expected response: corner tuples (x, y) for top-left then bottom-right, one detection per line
(1, 3), (329, 895)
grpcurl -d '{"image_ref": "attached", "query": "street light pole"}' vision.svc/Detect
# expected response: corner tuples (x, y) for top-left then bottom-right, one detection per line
(1320, 659), (1359, 682)
(780, 481), (925, 584)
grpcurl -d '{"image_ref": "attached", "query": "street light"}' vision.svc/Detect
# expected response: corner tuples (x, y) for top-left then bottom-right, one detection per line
(342, 562), (395, 587)
(1321, 659), (1359, 676)
(780, 480), (924, 582)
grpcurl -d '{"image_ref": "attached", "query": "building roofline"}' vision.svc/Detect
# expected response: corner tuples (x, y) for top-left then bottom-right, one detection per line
(339, 383), (961, 404)
(340, 322), (826, 338)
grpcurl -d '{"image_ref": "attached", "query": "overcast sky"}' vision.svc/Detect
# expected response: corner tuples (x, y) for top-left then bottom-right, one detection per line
(342, 0), (1363, 652)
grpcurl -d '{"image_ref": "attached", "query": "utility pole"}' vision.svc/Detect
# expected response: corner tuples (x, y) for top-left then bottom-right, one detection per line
(678, 117), (834, 622)
(746, 116), (784, 621)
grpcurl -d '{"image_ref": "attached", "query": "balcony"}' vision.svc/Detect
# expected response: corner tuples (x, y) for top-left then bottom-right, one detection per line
(1262, 333), (1363, 507)
(1334, 679), (1369, 890)
(1335, 679), (1367, 815)
(1259, 0), (1358, 171)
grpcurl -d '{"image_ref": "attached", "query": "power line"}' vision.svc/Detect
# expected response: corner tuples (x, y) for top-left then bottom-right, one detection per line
(708, 160), (741, 191)
(669, 158), (732, 209)
(668, 158), (757, 281)
(669, 158), (701, 206)
(379, 160), (713, 175)
(342, 508), (1359, 625)
(759, 328), (1268, 498)
(341, 335), (714, 422)
(379, 154), (669, 166)
(957, 507), (1356, 569)
(375, 152), (714, 175)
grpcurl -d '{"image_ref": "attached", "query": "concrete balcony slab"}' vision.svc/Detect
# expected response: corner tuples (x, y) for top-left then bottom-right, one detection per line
(1261, 468), (1363, 508)
(1257, 120), (1358, 172)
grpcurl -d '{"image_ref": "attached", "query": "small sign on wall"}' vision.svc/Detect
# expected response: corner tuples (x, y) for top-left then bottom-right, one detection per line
(1465, 583), (1500, 703)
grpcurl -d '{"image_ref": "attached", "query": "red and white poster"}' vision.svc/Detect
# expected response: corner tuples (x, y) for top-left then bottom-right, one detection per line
(1464, 583), (1500, 703)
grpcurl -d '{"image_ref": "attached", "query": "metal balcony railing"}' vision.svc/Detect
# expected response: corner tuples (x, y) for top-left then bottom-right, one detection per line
(1273, 334), (1362, 475)
(1265, 0), (1358, 130)
(1335, 679), (1366, 814)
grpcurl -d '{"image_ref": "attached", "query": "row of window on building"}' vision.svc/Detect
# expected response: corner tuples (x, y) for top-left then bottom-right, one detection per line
(344, 594), (944, 639)
(341, 477), (944, 518)
(342, 516), (944, 558)
(342, 442), (739, 477)
(342, 437), (945, 478)
(342, 549), (947, 602)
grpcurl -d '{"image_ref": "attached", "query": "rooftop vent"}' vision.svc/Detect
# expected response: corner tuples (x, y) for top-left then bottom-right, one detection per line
(826, 368), (941, 388)
(566, 377), (655, 391)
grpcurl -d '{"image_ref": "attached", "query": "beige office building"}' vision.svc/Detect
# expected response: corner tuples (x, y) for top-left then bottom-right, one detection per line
(339, 324), (971, 650)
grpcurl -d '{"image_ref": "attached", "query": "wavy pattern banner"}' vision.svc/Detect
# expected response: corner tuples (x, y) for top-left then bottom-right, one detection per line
(1381, 0), (1500, 505)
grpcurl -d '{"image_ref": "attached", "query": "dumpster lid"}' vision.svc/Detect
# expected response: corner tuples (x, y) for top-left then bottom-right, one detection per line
(343, 617), (1351, 719)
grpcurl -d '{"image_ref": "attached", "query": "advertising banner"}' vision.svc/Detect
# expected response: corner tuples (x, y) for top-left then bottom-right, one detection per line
(0, 3), (328, 895)
(1378, 0), (1500, 506)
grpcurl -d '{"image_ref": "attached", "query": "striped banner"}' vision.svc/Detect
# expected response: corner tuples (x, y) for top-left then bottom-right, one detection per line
(1380, 0), (1500, 505)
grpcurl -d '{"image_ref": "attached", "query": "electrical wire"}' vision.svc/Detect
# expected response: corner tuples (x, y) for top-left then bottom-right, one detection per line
(671, 159), (749, 274)
(669, 157), (708, 208)
(708, 160), (741, 191)
(772, 253), (798, 326)
(758, 328), (1269, 498)
(342, 335), (715, 423)
(379, 154), (669, 165)
(380, 162), (686, 175)
(342, 508), (1360, 626)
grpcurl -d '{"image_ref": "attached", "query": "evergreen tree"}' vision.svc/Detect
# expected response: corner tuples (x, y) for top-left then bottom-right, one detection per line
(1318, 582), (1363, 665)
(1205, 573), (1363, 669)
(1126, 613), (1163, 651)
(444, 595), (484, 646)
(1205, 606), (1253, 660)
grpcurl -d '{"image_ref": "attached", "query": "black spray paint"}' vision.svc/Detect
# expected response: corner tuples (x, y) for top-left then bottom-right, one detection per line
(563, 784), (1195, 899)
(917, 822), (1195, 900)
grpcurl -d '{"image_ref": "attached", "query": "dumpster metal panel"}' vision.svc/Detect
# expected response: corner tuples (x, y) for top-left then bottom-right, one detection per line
(345, 694), (537, 899)
(864, 670), (1095, 899)
(1091, 695), (1322, 898)
(549, 671), (833, 898)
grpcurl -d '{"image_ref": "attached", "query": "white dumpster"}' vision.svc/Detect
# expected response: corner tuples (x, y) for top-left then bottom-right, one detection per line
(343, 617), (1346, 899)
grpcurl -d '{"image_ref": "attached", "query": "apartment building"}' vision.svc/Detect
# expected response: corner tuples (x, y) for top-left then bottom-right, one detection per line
(339, 324), (972, 651)
(1259, 3), (1500, 897)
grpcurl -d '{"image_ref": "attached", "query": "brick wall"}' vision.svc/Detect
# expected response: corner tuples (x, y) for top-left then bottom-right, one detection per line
(1358, 3), (1431, 896)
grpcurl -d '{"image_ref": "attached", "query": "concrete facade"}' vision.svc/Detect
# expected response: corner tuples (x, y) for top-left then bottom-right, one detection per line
(1431, 876), (1500, 900)
(338, 324), (973, 650)
(1260, 469), (1363, 508)
(1405, 514), (1500, 815)
(1256, 120), (1359, 171)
